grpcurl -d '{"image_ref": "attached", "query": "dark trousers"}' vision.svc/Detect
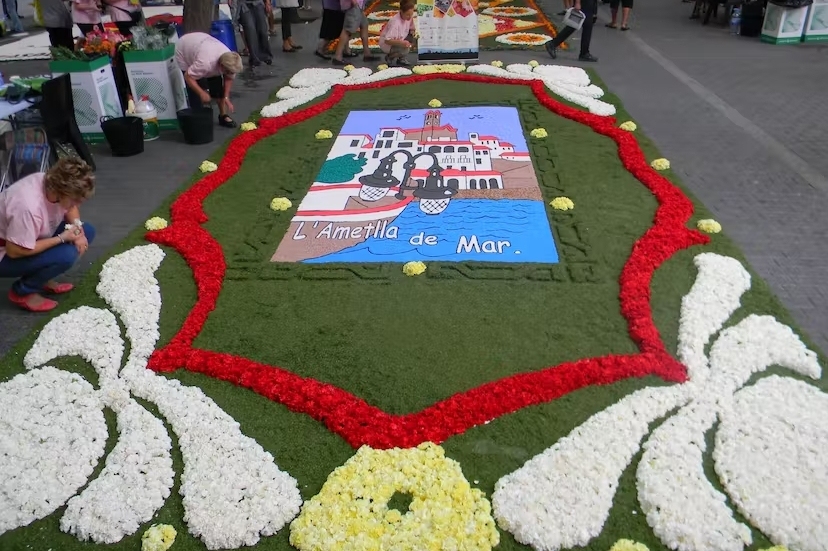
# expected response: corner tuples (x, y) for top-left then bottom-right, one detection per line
(47, 27), (75, 49)
(281, 6), (297, 39)
(0, 224), (97, 296)
(239, 2), (273, 65)
(549, 0), (597, 55)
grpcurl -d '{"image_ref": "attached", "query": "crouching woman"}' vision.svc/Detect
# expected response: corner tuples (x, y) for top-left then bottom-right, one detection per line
(0, 158), (96, 312)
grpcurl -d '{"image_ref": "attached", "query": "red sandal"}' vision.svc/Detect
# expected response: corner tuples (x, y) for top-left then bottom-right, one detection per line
(8, 290), (58, 312)
(43, 281), (74, 294)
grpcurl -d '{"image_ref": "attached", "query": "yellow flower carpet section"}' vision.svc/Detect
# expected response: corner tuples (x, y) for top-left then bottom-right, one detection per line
(290, 443), (499, 551)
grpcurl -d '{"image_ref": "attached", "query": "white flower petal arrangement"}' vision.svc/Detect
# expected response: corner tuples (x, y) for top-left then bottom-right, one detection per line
(0, 245), (302, 549)
(260, 63), (616, 118)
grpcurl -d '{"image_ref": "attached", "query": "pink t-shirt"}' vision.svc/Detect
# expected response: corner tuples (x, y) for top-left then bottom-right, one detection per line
(379, 14), (413, 52)
(105, 0), (138, 23)
(72, 0), (102, 25)
(0, 173), (67, 262)
(175, 32), (230, 80)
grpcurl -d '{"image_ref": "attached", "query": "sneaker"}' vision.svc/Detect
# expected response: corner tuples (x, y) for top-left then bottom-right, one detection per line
(578, 52), (598, 62)
(545, 42), (558, 59)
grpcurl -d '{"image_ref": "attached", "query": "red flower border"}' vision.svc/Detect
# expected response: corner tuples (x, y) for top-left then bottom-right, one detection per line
(145, 73), (708, 449)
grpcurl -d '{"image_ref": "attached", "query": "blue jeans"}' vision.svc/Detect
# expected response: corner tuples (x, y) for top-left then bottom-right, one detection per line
(0, 223), (96, 295)
(2, 0), (23, 33)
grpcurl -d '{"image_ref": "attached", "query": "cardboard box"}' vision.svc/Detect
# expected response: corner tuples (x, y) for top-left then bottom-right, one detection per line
(761, 3), (809, 43)
(803, 0), (828, 41)
(123, 44), (188, 130)
(50, 56), (122, 143)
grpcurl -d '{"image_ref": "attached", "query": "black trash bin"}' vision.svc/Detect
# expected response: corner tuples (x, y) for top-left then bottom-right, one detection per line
(740, 0), (765, 36)
(177, 108), (215, 145)
(101, 116), (144, 156)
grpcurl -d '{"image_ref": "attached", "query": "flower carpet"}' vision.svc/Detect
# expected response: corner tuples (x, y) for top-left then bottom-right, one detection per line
(1, 63), (827, 551)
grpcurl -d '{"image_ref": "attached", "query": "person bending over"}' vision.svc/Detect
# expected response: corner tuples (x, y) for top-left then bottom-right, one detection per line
(379, 0), (415, 67)
(545, 0), (598, 62)
(175, 32), (244, 128)
(0, 158), (96, 313)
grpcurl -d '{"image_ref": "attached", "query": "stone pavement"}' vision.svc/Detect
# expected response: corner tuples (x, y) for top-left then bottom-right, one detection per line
(1, 0), (827, 356)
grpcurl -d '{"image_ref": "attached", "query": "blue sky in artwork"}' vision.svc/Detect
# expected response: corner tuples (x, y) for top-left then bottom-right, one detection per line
(339, 106), (529, 151)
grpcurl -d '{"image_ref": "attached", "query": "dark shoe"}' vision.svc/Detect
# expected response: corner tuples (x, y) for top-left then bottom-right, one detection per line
(396, 57), (410, 67)
(315, 49), (332, 60)
(343, 50), (359, 58)
(578, 52), (598, 62)
(621, 25), (630, 30)
(363, 55), (380, 62)
(545, 42), (558, 59)
(605, 23), (617, 28)
(264, 58), (273, 64)
(283, 47), (298, 53)
(557, 10), (566, 14)
(291, 44), (303, 50)
(332, 58), (348, 65)
(219, 114), (237, 128)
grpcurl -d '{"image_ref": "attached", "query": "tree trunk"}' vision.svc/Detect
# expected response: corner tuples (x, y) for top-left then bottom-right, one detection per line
(183, 0), (215, 34)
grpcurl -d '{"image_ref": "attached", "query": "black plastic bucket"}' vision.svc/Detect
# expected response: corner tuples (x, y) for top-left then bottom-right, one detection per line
(100, 116), (144, 157)
(177, 108), (214, 145)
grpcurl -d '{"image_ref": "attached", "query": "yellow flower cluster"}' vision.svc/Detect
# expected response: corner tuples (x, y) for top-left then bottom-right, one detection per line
(619, 121), (637, 132)
(490, 60), (504, 68)
(609, 539), (649, 551)
(290, 443), (499, 551)
(199, 160), (218, 173)
(144, 216), (168, 231)
(428, 99), (443, 108)
(528, 60), (539, 68)
(315, 129), (334, 140)
(412, 64), (466, 74)
(344, 64), (356, 71)
(696, 218), (722, 234)
(240, 122), (258, 131)
(403, 261), (427, 276)
(530, 128), (548, 139)
(141, 524), (176, 551)
(550, 196), (575, 211)
(377, 64), (389, 70)
(650, 158), (670, 171)
(270, 197), (293, 211)
(760, 547), (789, 551)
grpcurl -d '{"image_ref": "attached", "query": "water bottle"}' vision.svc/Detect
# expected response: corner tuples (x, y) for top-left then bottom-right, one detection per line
(730, 7), (741, 35)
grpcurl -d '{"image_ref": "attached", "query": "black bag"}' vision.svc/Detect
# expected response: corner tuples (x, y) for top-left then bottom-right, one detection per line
(105, 2), (144, 26)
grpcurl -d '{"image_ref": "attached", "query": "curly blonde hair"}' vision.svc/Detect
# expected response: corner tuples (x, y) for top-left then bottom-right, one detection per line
(44, 158), (95, 201)
(219, 52), (243, 75)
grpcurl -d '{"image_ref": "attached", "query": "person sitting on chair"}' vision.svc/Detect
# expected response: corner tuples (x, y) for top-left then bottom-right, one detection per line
(0, 158), (96, 313)
(175, 32), (244, 128)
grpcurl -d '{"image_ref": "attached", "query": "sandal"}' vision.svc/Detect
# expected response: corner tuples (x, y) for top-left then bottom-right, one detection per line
(283, 47), (298, 52)
(219, 114), (237, 128)
(332, 58), (348, 65)
(605, 23), (617, 28)
(8, 289), (58, 312)
(621, 25), (630, 30)
(343, 51), (359, 58)
(43, 281), (74, 294)
(314, 49), (331, 60)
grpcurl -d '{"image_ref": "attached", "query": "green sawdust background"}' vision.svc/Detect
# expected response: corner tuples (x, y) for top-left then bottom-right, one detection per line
(1, 78), (826, 551)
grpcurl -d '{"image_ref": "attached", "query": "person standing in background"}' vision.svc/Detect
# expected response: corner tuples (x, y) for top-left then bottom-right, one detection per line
(103, 0), (143, 36)
(39, 0), (74, 48)
(231, 0), (274, 67)
(2, 0), (25, 34)
(544, 0), (598, 62)
(72, 0), (103, 35)
(315, 0), (358, 60)
(606, 0), (632, 30)
(275, 0), (303, 52)
(557, 0), (573, 16)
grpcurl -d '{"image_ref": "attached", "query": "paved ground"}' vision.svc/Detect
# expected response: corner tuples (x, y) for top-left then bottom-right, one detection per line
(2, 0), (827, 355)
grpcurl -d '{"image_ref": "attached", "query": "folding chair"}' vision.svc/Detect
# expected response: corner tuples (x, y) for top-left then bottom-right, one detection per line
(0, 127), (52, 193)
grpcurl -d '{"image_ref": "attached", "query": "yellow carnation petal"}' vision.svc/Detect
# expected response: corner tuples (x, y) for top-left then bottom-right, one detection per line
(270, 197), (293, 211)
(619, 121), (637, 132)
(199, 160), (218, 173)
(315, 129), (333, 140)
(549, 197), (575, 211)
(610, 539), (650, 551)
(144, 216), (168, 231)
(491, 60), (503, 67)
(377, 64), (389, 70)
(696, 218), (722, 234)
(344, 64), (356, 71)
(530, 128), (548, 139)
(240, 121), (258, 131)
(403, 261), (427, 276)
(650, 158), (670, 171)
(528, 60), (539, 68)
(428, 98), (442, 108)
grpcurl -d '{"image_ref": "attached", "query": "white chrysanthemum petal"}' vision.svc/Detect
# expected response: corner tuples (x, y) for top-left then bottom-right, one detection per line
(0, 367), (107, 534)
(707, 315), (821, 393)
(715, 376), (828, 551)
(289, 68), (348, 88)
(60, 384), (173, 543)
(637, 403), (752, 551)
(493, 385), (689, 550)
(23, 306), (123, 381)
(677, 253), (751, 383)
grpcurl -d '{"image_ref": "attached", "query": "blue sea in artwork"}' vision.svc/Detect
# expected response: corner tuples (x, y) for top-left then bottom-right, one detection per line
(305, 199), (558, 264)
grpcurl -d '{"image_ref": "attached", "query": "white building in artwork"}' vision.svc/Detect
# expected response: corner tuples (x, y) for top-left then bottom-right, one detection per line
(328, 110), (531, 191)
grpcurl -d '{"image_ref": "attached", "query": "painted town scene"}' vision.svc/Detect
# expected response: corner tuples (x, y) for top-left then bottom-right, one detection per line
(272, 106), (559, 263)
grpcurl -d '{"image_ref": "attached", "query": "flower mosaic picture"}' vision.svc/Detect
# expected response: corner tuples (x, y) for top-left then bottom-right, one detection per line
(272, 107), (558, 263)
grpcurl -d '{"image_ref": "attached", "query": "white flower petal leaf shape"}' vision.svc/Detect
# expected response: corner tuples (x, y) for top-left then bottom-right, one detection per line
(505, 63), (535, 75)
(0, 367), (107, 534)
(96, 243), (165, 370)
(288, 67), (348, 88)
(532, 65), (592, 87)
(275, 84), (328, 100)
(714, 376), (828, 551)
(706, 314), (821, 394)
(60, 381), (174, 544)
(493, 385), (690, 551)
(636, 403), (753, 551)
(125, 370), (303, 550)
(677, 253), (751, 384)
(23, 306), (123, 380)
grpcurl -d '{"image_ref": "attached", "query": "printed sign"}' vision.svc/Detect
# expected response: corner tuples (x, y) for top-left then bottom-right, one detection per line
(416, 0), (479, 62)
(272, 107), (558, 264)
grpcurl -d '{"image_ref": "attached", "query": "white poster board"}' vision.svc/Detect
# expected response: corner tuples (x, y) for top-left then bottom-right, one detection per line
(416, 0), (479, 62)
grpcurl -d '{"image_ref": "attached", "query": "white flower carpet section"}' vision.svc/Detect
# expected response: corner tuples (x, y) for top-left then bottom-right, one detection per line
(0, 244), (302, 550)
(0, 366), (107, 533)
(492, 252), (825, 551)
(260, 63), (616, 119)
